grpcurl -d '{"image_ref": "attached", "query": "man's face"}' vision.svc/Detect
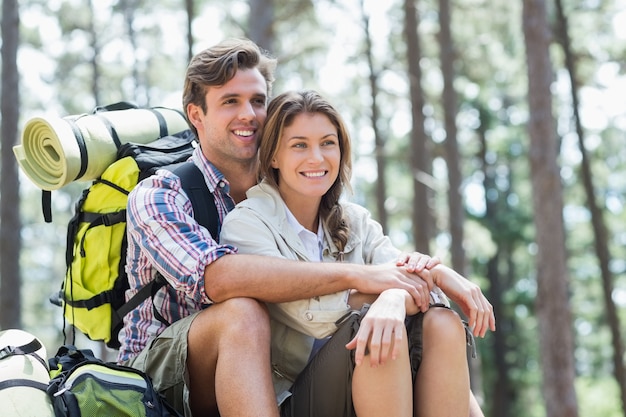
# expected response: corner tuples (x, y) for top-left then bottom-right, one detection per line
(188, 68), (268, 169)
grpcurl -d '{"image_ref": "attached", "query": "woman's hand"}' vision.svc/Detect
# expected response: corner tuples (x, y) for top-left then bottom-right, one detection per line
(345, 289), (409, 367)
(422, 265), (496, 337)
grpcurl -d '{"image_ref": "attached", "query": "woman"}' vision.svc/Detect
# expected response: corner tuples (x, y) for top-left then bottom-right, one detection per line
(220, 90), (495, 417)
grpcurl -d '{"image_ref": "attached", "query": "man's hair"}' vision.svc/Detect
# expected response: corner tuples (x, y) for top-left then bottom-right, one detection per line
(182, 38), (277, 136)
(258, 90), (353, 252)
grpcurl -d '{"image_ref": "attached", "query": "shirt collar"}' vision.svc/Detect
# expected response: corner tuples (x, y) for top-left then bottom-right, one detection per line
(283, 203), (324, 262)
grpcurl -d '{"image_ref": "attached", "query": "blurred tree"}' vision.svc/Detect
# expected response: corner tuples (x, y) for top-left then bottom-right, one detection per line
(555, 1), (626, 414)
(437, 0), (465, 274)
(185, 0), (195, 62)
(248, 0), (274, 53)
(358, 0), (388, 233)
(523, 0), (578, 415)
(1, 0), (22, 330)
(403, 0), (432, 253)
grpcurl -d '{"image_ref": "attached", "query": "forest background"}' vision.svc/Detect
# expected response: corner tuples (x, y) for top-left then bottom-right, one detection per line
(1, 0), (626, 416)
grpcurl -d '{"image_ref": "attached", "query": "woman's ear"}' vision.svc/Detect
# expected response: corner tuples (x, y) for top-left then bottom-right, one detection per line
(271, 158), (279, 169)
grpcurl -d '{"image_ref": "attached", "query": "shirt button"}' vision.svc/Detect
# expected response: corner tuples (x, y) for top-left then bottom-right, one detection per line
(305, 312), (313, 321)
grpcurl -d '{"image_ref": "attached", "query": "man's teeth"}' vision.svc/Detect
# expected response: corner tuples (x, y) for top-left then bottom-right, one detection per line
(234, 130), (254, 137)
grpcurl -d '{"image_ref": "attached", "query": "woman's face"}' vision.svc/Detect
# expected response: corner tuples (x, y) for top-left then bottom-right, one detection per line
(271, 112), (341, 207)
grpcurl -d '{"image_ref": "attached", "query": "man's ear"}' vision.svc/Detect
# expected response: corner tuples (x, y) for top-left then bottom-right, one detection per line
(187, 104), (203, 130)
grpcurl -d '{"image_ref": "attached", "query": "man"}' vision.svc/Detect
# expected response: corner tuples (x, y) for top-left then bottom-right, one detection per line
(119, 38), (492, 417)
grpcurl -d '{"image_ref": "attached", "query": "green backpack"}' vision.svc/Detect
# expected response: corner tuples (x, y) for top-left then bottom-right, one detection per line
(52, 129), (218, 348)
(47, 345), (182, 417)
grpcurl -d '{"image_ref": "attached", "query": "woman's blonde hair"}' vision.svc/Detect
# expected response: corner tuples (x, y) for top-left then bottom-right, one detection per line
(258, 90), (352, 252)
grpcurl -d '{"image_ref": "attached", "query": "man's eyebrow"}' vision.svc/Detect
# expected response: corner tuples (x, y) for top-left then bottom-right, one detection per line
(218, 92), (267, 100)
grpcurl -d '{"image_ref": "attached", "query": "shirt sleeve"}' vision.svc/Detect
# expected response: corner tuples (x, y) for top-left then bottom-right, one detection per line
(127, 170), (237, 304)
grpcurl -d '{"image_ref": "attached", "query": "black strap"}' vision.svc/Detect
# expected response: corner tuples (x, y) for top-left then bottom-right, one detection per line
(0, 379), (48, 392)
(113, 162), (218, 329)
(42, 190), (52, 223)
(149, 109), (168, 138)
(0, 338), (42, 360)
(66, 119), (89, 182)
(93, 101), (138, 112)
(113, 275), (167, 328)
(0, 338), (48, 370)
(173, 162), (219, 239)
(95, 115), (122, 149)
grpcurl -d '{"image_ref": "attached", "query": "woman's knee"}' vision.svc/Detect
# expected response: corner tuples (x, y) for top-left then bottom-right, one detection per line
(422, 307), (466, 346)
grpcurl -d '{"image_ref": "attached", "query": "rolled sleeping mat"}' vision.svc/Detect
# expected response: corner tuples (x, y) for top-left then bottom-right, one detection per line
(0, 329), (55, 417)
(13, 106), (189, 191)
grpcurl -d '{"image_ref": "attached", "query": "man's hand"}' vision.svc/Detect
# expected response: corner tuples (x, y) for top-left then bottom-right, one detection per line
(349, 263), (432, 310)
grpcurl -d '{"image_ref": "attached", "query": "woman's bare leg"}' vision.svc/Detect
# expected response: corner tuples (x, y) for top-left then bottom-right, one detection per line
(469, 391), (485, 417)
(352, 329), (413, 417)
(414, 307), (470, 417)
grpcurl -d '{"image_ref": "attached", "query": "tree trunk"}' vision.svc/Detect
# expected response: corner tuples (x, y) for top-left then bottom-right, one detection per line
(186, 0), (195, 62)
(555, 0), (626, 413)
(87, 0), (101, 105)
(1, 0), (22, 329)
(522, 0), (579, 416)
(360, 0), (388, 233)
(403, 0), (432, 253)
(477, 108), (513, 416)
(248, 0), (275, 53)
(438, 0), (465, 273)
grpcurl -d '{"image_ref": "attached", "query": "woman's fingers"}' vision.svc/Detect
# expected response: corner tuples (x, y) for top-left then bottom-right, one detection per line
(396, 252), (440, 273)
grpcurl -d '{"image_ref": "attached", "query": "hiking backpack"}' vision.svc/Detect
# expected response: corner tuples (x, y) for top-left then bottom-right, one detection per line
(47, 345), (182, 417)
(51, 129), (219, 349)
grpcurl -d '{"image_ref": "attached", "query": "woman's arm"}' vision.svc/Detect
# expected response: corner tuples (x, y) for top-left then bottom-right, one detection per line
(345, 288), (415, 367)
(420, 264), (496, 337)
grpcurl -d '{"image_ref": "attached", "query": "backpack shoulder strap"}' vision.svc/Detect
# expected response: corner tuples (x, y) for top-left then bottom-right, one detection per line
(172, 162), (219, 239)
(115, 162), (218, 325)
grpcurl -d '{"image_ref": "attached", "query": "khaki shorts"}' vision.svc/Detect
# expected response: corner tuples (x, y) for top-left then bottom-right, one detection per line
(281, 304), (473, 417)
(123, 312), (198, 417)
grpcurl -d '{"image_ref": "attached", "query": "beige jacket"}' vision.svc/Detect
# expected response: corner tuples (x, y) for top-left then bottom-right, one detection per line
(220, 181), (448, 400)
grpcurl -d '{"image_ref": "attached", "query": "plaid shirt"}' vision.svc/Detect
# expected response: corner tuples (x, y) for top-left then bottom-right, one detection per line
(117, 146), (237, 362)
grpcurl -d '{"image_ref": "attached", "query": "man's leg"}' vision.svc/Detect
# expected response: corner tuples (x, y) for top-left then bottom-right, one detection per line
(413, 307), (470, 417)
(187, 297), (278, 417)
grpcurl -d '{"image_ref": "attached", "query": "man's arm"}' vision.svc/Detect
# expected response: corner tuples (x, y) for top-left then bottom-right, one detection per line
(204, 253), (431, 306)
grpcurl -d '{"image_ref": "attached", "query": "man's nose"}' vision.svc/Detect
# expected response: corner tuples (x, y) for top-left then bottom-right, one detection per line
(239, 102), (256, 120)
